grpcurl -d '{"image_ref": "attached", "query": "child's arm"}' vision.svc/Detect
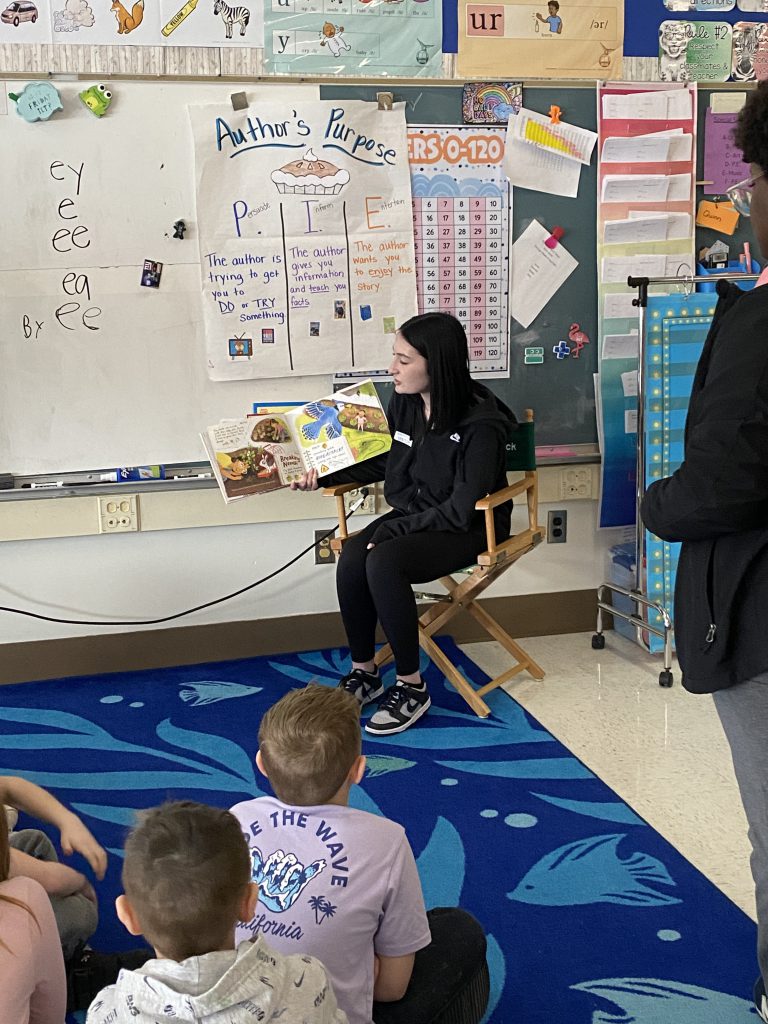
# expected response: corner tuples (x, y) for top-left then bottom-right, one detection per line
(8, 846), (96, 901)
(372, 953), (415, 1002)
(0, 775), (107, 878)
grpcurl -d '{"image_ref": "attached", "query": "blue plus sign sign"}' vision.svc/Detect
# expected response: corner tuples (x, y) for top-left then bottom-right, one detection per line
(553, 341), (571, 359)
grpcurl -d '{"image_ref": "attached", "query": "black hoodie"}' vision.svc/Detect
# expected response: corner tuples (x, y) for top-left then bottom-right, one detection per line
(323, 383), (516, 545)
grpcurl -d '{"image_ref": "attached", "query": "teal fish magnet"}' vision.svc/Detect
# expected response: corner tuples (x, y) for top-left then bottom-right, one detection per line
(79, 84), (113, 117)
(8, 81), (63, 122)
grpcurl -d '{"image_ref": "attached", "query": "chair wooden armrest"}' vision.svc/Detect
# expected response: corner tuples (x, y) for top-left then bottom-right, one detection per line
(322, 483), (362, 497)
(474, 471), (539, 557)
(474, 476), (532, 512)
(476, 525), (545, 567)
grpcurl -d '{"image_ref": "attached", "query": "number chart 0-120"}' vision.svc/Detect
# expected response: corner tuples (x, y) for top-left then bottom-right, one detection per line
(409, 125), (511, 377)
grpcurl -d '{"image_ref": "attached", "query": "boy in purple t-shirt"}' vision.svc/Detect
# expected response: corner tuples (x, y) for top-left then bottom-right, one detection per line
(230, 685), (489, 1024)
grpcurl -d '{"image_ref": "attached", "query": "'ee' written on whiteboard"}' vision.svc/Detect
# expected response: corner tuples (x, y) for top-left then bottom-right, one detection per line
(21, 161), (102, 342)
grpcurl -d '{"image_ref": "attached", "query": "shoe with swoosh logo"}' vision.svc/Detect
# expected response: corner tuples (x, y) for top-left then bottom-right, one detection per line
(365, 682), (431, 735)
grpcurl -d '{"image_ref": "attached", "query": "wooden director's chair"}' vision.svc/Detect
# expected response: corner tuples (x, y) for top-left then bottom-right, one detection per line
(324, 408), (546, 719)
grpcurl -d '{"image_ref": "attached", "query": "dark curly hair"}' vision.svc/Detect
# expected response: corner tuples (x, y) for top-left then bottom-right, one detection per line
(735, 83), (768, 172)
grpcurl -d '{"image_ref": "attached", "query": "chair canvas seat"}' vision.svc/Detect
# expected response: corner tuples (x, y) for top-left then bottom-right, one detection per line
(325, 409), (545, 718)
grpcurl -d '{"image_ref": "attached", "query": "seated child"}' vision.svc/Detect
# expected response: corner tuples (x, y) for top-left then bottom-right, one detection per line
(2, 773), (104, 959)
(1, 774), (151, 1011)
(231, 685), (489, 1024)
(86, 799), (348, 1024)
(0, 809), (66, 1024)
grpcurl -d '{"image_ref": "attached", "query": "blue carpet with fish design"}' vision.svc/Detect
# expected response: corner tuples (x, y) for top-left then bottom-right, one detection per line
(0, 640), (758, 1023)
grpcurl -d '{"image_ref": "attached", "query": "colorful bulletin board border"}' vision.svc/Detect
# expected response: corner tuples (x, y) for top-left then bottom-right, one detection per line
(643, 293), (714, 652)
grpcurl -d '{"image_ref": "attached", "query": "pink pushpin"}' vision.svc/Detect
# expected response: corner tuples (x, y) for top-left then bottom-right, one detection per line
(545, 226), (565, 249)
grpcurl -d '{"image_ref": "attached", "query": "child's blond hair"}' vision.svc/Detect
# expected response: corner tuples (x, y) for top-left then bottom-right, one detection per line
(122, 801), (249, 961)
(258, 684), (361, 805)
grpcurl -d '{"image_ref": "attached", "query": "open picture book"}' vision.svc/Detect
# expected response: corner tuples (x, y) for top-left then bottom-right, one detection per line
(202, 380), (391, 503)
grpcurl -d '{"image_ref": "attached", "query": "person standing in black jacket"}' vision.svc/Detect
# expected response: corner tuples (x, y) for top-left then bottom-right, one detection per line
(292, 312), (516, 736)
(641, 83), (768, 1022)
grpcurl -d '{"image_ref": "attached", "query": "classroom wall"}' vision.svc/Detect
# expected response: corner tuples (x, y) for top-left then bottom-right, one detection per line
(0, 499), (618, 647)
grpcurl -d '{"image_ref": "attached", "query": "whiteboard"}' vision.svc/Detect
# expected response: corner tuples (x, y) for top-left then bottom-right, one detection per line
(0, 79), (319, 475)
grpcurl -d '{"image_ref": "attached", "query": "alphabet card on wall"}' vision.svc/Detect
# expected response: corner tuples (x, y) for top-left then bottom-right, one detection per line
(27, 0), (267, 46)
(0, 0), (51, 42)
(457, 0), (623, 79)
(189, 101), (418, 380)
(264, 0), (442, 77)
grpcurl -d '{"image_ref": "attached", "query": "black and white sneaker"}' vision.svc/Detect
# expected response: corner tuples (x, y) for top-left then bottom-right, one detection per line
(754, 975), (768, 1022)
(338, 667), (384, 707)
(365, 683), (431, 735)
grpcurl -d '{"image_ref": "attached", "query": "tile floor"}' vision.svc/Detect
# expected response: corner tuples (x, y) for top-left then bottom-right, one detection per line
(464, 630), (756, 920)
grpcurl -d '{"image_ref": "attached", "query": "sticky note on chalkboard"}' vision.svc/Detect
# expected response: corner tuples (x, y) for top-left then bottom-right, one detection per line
(696, 200), (739, 236)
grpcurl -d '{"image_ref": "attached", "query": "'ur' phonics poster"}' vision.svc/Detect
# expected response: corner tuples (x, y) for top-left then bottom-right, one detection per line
(457, 0), (623, 79)
(189, 101), (418, 381)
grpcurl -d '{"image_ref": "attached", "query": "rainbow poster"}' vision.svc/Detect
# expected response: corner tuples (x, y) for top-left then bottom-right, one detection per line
(462, 82), (522, 124)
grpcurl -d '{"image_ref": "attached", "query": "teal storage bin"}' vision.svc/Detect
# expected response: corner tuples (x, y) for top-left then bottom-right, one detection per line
(696, 259), (760, 293)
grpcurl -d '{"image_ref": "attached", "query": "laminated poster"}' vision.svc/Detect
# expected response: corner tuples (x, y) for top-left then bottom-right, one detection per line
(658, 20), (732, 82)
(408, 125), (511, 375)
(457, 0), (624, 80)
(263, 0), (443, 77)
(0, 0), (266, 47)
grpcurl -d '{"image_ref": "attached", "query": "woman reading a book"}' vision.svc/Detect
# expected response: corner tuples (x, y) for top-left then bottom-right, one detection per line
(291, 312), (516, 736)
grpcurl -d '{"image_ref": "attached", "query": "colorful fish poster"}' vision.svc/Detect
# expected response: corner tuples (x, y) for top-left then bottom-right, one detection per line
(263, 0), (442, 76)
(189, 100), (418, 381)
(457, 0), (623, 79)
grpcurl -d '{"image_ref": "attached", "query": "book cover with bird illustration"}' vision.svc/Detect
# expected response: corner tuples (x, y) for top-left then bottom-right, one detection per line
(202, 379), (391, 502)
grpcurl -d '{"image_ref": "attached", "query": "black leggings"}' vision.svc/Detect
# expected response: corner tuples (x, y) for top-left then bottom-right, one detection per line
(336, 511), (488, 677)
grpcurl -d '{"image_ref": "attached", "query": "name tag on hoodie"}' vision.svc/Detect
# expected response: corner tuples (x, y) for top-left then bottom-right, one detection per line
(394, 431), (412, 447)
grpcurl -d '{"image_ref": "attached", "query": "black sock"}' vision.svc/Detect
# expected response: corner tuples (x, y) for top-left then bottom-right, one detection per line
(400, 675), (425, 690)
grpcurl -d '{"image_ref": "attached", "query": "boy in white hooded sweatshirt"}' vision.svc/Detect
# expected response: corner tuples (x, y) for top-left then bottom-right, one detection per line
(85, 800), (347, 1024)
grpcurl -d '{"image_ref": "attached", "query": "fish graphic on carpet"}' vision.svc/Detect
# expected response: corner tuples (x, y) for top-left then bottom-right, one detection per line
(365, 755), (416, 778)
(179, 681), (262, 706)
(571, 978), (757, 1023)
(507, 833), (680, 906)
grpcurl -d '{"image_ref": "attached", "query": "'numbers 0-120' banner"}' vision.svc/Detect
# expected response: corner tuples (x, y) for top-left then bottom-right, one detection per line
(189, 100), (418, 381)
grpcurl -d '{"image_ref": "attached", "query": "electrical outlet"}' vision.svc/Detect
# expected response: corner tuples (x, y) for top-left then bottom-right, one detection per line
(98, 495), (139, 533)
(314, 529), (335, 565)
(559, 467), (594, 500)
(547, 509), (568, 543)
(343, 486), (376, 516)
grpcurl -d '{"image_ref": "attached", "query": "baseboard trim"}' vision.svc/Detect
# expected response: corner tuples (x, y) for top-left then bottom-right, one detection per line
(0, 589), (600, 685)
